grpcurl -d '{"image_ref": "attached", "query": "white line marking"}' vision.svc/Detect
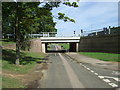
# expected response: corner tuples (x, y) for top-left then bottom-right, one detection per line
(81, 64), (84, 67)
(104, 76), (120, 82)
(103, 79), (111, 83)
(94, 73), (98, 75)
(108, 83), (118, 87)
(58, 53), (84, 88)
(76, 61), (119, 87)
(113, 78), (119, 82)
(79, 63), (82, 65)
(86, 68), (90, 70)
(83, 66), (87, 68)
(90, 70), (94, 73)
(82, 64), (85, 66)
(54, 45), (58, 56)
(98, 76), (104, 79)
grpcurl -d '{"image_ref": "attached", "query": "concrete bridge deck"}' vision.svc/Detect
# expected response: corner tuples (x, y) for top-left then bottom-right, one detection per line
(40, 37), (80, 43)
(40, 37), (81, 53)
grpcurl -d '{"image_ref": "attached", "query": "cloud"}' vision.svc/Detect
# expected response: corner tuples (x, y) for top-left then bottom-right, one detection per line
(52, 2), (118, 36)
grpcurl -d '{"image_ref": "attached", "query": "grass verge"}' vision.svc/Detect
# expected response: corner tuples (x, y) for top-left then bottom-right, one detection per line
(59, 43), (69, 49)
(0, 39), (15, 46)
(47, 45), (52, 50)
(2, 76), (25, 88)
(2, 49), (46, 88)
(79, 52), (120, 62)
(2, 49), (46, 73)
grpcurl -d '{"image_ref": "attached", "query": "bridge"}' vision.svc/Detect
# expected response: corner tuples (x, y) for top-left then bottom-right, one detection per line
(5, 32), (81, 53)
(40, 37), (80, 53)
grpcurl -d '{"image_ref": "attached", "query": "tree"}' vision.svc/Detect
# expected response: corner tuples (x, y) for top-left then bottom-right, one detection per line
(2, 2), (16, 39)
(2, 1), (79, 65)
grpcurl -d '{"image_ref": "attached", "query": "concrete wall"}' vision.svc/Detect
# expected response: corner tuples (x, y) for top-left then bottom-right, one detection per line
(41, 43), (47, 53)
(29, 39), (42, 52)
(79, 35), (119, 53)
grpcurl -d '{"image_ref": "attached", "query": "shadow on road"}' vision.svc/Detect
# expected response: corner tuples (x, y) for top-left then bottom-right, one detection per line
(46, 50), (67, 53)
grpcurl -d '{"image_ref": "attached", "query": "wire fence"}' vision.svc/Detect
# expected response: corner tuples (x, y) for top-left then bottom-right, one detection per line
(80, 26), (119, 37)
(4, 26), (120, 39)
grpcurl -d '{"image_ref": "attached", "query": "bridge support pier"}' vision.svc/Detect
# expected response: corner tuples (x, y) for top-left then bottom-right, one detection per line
(42, 43), (46, 53)
(76, 43), (79, 52)
(69, 43), (79, 52)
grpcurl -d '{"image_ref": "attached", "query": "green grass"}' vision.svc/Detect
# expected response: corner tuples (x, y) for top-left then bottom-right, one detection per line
(2, 76), (25, 88)
(2, 49), (46, 74)
(59, 43), (69, 49)
(79, 52), (120, 62)
(0, 39), (15, 46)
(47, 45), (52, 50)
(2, 49), (46, 88)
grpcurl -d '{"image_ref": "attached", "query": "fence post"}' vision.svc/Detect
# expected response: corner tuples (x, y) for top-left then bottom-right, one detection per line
(48, 32), (49, 37)
(108, 26), (111, 34)
(74, 31), (75, 37)
(96, 31), (97, 35)
(81, 29), (84, 36)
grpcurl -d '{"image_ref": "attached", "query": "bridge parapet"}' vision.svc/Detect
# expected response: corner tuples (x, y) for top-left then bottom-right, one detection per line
(40, 37), (80, 40)
(40, 37), (80, 43)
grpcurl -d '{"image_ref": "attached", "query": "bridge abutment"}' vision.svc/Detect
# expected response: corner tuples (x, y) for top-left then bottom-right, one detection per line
(29, 39), (42, 52)
(42, 43), (46, 53)
(76, 43), (79, 52)
(69, 43), (79, 52)
(40, 37), (80, 53)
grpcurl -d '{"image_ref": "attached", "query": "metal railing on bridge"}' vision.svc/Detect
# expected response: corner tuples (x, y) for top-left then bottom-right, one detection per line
(28, 32), (57, 38)
(5, 32), (57, 39)
(5, 32), (80, 39)
(4, 26), (119, 39)
(81, 26), (120, 37)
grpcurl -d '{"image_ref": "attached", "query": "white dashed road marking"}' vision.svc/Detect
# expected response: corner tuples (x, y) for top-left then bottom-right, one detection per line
(79, 63), (118, 88)
(59, 53), (84, 88)
(103, 79), (111, 83)
(108, 83), (118, 87)
(113, 78), (119, 82)
(79, 63), (82, 65)
(104, 76), (120, 82)
(98, 76), (104, 79)
(83, 65), (86, 67)
(94, 73), (98, 76)
(90, 70), (94, 73)
(86, 68), (90, 70)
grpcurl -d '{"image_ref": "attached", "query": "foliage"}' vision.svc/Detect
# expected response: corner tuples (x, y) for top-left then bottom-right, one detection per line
(79, 52), (120, 62)
(59, 43), (69, 49)
(58, 13), (75, 22)
(63, 2), (78, 7)
(2, 2), (57, 50)
(2, 1), (79, 65)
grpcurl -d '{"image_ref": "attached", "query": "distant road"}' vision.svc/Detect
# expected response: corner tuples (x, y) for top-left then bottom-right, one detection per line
(39, 44), (116, 88)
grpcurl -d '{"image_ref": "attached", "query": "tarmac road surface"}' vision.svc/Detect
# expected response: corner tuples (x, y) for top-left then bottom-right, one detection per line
(39, 44), (118, 89)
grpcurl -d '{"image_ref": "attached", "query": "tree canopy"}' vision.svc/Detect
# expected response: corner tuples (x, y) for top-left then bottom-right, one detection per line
(2, 1), (79, 65)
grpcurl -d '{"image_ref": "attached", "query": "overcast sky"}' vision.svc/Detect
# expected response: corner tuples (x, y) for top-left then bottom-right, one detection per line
(51, 1), (118, 36)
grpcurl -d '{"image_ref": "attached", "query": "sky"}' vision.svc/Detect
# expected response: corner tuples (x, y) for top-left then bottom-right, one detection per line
(51, 1), (118, 37)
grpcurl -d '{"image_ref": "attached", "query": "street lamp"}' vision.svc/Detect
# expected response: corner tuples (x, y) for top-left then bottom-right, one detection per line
(81, 29), (84, 36)
(74, 31), (75, 37)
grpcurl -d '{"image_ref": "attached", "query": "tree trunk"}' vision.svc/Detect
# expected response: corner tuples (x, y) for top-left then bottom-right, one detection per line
(15, 2), (20, 65)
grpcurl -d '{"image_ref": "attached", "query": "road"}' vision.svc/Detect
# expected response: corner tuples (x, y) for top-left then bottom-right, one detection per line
(39, 44), (118, 89)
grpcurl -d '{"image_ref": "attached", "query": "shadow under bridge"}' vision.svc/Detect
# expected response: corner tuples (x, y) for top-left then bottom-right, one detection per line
(40, 37), (80, 53)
